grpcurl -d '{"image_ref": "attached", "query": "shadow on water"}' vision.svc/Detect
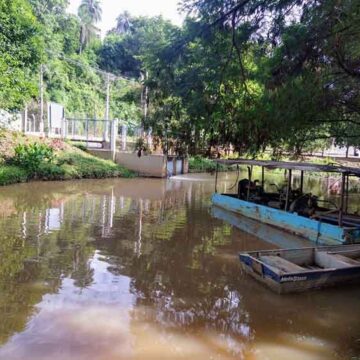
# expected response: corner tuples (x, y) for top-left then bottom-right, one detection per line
(0, 174), (359, 359)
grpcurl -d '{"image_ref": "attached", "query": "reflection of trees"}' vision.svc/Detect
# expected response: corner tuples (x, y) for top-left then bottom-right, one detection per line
(0, 178), (359, 358)
(0, 202), (97, 345)
(0, 178), (157, 345)
(98, 189), (253, 357)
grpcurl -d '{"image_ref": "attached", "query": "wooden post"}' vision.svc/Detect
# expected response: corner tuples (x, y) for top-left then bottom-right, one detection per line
(261, 166), (265, 189)
(285, 169), (292, 211)
(300, 170), (304, 194)
(339, 172), (346, 226)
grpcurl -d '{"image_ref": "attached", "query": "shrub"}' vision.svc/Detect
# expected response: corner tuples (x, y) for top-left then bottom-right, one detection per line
(37, 163), (66, 180)
(0, 165), (28, 185)
(189, 156), (233, 173)
(12, 143), (54, 176)
(57, 156), (75, 166)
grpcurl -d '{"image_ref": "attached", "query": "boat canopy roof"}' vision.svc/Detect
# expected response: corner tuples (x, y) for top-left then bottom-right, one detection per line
(214, 158), (360, 177)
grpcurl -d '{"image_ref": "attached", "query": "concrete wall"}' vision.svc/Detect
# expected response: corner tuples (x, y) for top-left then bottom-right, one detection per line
(88, 149), (115, 161)
(115, 152), (167, 177)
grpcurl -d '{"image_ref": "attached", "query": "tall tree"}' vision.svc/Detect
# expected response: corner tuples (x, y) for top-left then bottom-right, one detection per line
(137, 0), (360, 155)
(115, 11), (132, 34)
(78, 0), (102, 53)
(78, 0), (102, 24)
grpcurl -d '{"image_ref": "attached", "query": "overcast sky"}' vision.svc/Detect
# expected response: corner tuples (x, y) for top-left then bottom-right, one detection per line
(67, 0), (185, 35)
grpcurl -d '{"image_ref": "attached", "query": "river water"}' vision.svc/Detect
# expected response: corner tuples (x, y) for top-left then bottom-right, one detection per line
(0, 173), (359, 360)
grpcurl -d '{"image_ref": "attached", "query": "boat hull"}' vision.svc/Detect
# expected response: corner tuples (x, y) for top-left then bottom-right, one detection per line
(211, 193), (360, 244)
(239, 245), (360, 293)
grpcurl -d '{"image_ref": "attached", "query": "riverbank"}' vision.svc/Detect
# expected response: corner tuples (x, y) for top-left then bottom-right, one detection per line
(0, 130), (134, 186)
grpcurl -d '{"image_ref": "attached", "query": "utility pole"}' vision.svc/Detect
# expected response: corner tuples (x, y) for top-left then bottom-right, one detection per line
(39, 64), (44, 134)
(104, 73), (110, 141)
(105, 73), (110, 121)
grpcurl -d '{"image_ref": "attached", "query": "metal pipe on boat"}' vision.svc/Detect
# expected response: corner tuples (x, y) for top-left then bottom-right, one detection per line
(247, 166), (253, 201)
(345, 174), (349, 214)
(215, 163), (219, 193)
(339, 172), (346, 226)
(300, 170), (304, 194)
(285, 169), (292, 211)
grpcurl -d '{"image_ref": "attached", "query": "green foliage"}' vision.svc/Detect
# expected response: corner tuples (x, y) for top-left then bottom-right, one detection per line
(0, 0), (42, 110)
(78, 0), (102, 24)
(78, 0), (102, 53)
(97, 33), (141, 77)
(0, 128), (135, 186)
(57, 152), (135, 179)
(0, 165), (28, 185)
(189, 156), (231, 173)
(138, 0), (360, 155)
(36, 162), (67, 180)
(12, 143), (54, 175)
(0, 140), (135, 187)
(2, 0), (359, 156)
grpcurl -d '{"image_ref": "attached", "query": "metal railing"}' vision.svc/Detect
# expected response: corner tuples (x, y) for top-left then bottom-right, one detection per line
(64, 118), (112, 144)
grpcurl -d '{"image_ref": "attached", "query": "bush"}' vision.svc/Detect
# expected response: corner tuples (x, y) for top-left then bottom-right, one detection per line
(0, 165), (28, 185)
(189, 156), (231, 173)
(37, 163), (66, 180)
(12, 143), (54, 176)
(57, 152), (135, 179)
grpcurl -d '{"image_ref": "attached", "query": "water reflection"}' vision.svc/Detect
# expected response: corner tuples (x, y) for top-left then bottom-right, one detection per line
(0, 175), (359, 359)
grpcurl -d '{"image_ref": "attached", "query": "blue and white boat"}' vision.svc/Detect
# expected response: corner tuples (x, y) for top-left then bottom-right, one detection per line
(239, 244), (360, 293)
(211, 159), (360, 244)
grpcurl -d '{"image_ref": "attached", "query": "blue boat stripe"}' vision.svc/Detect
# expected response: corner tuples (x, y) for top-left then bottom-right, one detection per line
(212, 193), (354, 244)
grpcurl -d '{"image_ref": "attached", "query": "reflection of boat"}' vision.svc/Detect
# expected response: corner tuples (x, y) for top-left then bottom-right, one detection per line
(212, 159), (360, 244)
(211, 206), (311, 248)
(239, 244), (360, 293)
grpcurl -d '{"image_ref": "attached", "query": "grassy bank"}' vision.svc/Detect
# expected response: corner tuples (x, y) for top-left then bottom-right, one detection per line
(0, 130), (134, 186)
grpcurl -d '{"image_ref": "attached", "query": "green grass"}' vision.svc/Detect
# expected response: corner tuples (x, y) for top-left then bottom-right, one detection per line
(35, 151), (135, 181)
(55, 152), (135, 179)
(0, 148), (135, 186)
(0, 165), (28, 186)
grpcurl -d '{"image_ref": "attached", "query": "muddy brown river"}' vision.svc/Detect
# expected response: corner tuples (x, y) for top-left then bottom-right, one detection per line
(0, 173), (359, 360)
